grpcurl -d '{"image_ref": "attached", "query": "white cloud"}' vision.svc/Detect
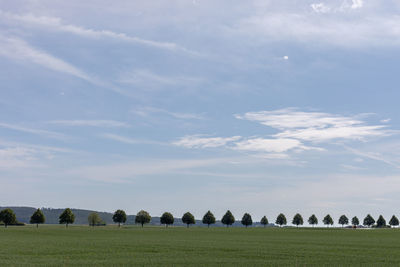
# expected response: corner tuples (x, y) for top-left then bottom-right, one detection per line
(236, 109), (389, 142)
(0, 35), (97, 84)
(234, 138), (302, 153)
(351, 0), (363, 9)
(311, 3), (331, 13)
(48, 120), (130, 128)
(0, 10), (198, 55)
(173, 135), (241, 149)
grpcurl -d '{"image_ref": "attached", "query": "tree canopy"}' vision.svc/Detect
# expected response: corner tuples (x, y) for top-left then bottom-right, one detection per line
(389, 215), (399, 227)
(221, 210), (235, 227)
(88, 212), (102, 227)
(160, 212), (174, 227)
(260, 216), (268, 227)
(135, 210), (151, 227)
(292, 213), (303, 227)
(0, 208), (16, 228)
(308, 214), (318, 226)
(59, 208), (75, 227)
(323, 214), (333, 227)
(338, 215), (349, 227)
(182, 212), (195, 228)
(30, 208), (45, 227)
(241, 213), (253, 228)
(352, 216), (359, 226)
(376, 215), (386, 228)
(202, 211), (216, 227)
(275, 213), (287, 227)
(112, 210), (127, 227)
(363, 214), (375, 227)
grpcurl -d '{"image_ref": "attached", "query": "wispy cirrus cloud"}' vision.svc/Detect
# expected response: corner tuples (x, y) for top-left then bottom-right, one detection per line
(0, 10), (198, 55)
(236, 108), (389, 142)
(0, 35), (99, 84)
(0, 122), (67, 140)
(101, 133), (164, 146)
(48, 120), (130, 128)
(132, 106), (204, 120)
(173, 135), (241, 149)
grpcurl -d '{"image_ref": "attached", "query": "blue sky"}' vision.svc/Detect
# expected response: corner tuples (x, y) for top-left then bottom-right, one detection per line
(1, 0), (400, 224)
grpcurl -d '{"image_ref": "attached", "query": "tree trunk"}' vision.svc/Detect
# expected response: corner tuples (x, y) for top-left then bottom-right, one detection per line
(141, 223), (144, 228)
(187, 224), (189, 228)
(118, 222), (120, 228)
(207, 224), (210, 228)
(37, 224), (38, 228)
(66, 223), (68, 228)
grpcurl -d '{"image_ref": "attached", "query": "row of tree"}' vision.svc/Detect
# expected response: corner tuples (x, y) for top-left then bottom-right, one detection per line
(1, 208), (399, 228)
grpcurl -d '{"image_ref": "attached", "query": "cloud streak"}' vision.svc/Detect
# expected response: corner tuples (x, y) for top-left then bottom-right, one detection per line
(0, 10), (198, 55)
(0, 35), (97, 84)
(48, 120), (130, 128)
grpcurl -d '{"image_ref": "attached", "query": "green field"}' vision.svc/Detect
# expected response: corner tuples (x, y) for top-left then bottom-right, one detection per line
(1, 225), (400, 266)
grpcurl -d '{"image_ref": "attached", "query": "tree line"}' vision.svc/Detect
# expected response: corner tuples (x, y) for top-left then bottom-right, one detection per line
(0, 208), (399, 228)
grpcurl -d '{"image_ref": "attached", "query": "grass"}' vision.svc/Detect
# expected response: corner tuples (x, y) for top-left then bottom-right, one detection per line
(1, 225), (400, 266)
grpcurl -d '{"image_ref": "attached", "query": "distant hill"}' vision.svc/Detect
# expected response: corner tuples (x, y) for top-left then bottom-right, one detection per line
(0, 206), (271, 227)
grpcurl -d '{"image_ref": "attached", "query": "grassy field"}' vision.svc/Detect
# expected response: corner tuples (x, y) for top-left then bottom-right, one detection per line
(1, 225), (400, 266)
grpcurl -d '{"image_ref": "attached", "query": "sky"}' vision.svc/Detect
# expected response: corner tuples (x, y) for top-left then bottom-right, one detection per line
(1, 0), (400, 225)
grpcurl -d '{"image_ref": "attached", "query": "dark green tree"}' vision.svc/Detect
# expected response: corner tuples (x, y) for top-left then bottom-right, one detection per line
(59, 208), (75, 228)
(30, 208), (45, 228)
(181, 212), (195, 228)
(221, 210), (235, 227)
(113, 209), (127, 227)
(363, 214), (375, 228)
(275, 213), (287, 227)
(202, 211), (216, 227)
(241, 213), (253, 228)
(292, 213), (303, 227)
(260, 216), (268, 227)
(88, 212), (102, 227)
(308, 214), (318, 227)
(135, 210), (151, 227)
(323, 214), (333, 227)
(160, 212), (174, 227)
(352, 216), (359, 227)
(338, 215), (349, 227)
(389, 215), (399, 228)
(0, 208), (16, 228)
(376, 215), (386, 228)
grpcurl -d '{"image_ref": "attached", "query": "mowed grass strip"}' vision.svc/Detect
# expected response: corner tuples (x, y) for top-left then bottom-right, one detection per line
(1, 225), (400, 266)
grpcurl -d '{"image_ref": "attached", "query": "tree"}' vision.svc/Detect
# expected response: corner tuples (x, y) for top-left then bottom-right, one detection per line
(260, 216), (268, 227)
(88, 212), (102, 227)
(202, 211), (216, 228)
(59, 208), (75, 228)
(376, 215), (386, 228)
(363, 214), (375, 228)
(338, 215), (349, 227)
(389, 215), (399, 228)
(221, 210), (235, 227)
(113, 209), (127, 227)
(275, 213), (287, 227)
(0, 208), (16, 228)
(181, 212), (195, 228)
(135, 210), (151, 227)
(241, 213), (253, 228)
(308, 214), (318, 227)
(323, 214), (333, 227)
(160, 212), (174, 227)
(30, 208), (45, 228)
(352, 216), (359, 227)
(292, 213), (303, 227)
